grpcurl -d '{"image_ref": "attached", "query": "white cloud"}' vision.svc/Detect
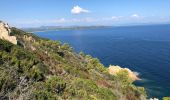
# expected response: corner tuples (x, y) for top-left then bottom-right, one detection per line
(111, 16), (123, 21)
(71, 5), (89, 14)
(111, 16), (119, 20)
(50, 18), (96, 23)
(53, 18), (66, 23)
(131, 14), (141, 18)
(71, 18), (95, 22)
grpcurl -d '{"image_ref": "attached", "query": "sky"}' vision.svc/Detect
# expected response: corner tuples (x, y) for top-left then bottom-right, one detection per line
(0, 0), (170, 27)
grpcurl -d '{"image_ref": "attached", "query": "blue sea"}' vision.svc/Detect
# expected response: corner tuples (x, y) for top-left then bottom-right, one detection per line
(34, 24), (170, 99)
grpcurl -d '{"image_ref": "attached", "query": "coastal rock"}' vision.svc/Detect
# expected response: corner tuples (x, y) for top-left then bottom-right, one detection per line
(0, 21), (17, 44)
(108, 65), (140, 81)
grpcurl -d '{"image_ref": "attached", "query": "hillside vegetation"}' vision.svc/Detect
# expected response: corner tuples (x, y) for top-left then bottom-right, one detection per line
(0, 27), (146, 100)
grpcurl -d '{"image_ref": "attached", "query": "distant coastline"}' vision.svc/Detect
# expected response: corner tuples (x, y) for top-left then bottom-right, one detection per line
(21, 23), (170, 32)
(21, 26), (111, 32)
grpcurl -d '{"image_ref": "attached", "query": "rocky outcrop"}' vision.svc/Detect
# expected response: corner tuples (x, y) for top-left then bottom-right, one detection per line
(0, 21), (17, 44)
(108, 65), (140, 81)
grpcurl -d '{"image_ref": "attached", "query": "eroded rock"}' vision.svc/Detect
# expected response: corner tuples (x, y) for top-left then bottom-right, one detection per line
(0, 21), (17, 44)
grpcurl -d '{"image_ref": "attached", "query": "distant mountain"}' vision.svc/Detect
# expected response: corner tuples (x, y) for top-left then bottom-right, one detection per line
(21, 26), (111, 32)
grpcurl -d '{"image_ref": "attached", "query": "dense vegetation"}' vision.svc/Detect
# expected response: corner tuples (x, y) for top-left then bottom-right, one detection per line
(0, 28), (146, 100)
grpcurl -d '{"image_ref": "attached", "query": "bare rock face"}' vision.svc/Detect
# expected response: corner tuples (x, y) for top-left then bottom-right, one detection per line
(0, 21), (17, 44)
(108, 65), (140, 81)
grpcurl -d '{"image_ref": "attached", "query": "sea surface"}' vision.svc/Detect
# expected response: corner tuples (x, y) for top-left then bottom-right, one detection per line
(34, 24), (170, 99)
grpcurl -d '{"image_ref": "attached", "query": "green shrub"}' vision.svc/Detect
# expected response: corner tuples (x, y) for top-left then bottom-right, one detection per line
(0, 40), (13, 52)
(163, 97), (170, 100)
(115, 70), (133, 85)
(60, 43), (73, 52)
(28, 64), (46, 81)
(31, 90), (57, 100)
(46, 76), (66, 94)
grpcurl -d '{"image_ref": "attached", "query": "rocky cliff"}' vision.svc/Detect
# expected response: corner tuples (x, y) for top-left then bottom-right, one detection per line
(0, 21), (17, 44)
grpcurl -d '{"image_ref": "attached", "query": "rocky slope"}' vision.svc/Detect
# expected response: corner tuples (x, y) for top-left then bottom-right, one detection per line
(0, 21), (146, 100)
